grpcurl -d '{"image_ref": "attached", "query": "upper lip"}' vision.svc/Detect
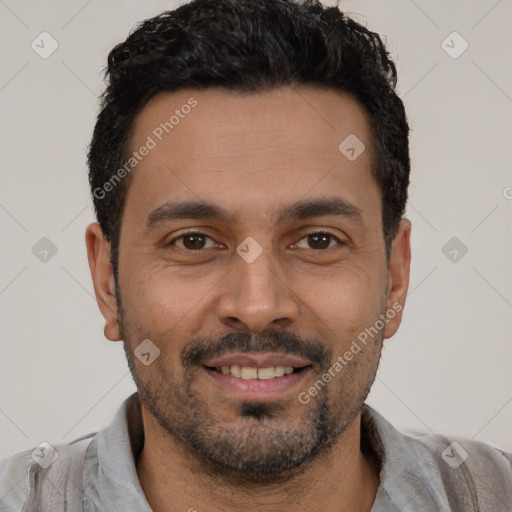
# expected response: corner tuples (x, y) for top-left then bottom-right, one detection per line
(203, 352), (312, 369)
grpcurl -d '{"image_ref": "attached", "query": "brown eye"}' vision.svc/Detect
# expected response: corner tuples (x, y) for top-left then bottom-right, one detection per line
(170, 232), (216, 251)
(296, 232), (341, 250)
(182, 234), (206, 250)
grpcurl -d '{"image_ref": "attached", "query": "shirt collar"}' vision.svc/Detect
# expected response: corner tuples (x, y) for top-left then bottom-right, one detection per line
(84, 392), (151, 511)
(362, 403), (450, 510)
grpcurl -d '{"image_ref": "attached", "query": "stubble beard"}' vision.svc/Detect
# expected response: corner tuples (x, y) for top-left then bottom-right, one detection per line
(117, 290), (383, 485)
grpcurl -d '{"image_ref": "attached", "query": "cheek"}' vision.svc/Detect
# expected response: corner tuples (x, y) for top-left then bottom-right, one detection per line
(119, 242), (387, 340)
(119, 263), (224, 341)
(295, 263), (386, 327)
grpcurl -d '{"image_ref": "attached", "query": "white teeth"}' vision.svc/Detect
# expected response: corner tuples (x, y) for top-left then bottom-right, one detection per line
(241, 367), (258, 379)
(257, 367), (276, 380)
(214, 365), (298, 379)
(274, 366), (285, 377)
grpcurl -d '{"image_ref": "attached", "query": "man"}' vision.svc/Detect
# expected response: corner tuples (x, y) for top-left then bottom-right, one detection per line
(1, 0), (511, 511)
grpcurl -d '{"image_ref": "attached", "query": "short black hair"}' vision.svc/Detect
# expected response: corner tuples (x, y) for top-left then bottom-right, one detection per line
(88, 0), (410, 280)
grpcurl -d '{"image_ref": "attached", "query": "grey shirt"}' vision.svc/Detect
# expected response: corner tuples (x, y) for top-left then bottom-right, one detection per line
(1, 392), (511, 511)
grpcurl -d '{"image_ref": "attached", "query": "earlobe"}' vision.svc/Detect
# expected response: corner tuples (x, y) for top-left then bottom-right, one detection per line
(85, 223), (122, 342)
(384, 219), (411, 339)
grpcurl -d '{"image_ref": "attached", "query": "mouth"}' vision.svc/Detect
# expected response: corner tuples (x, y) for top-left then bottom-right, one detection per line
(207, 364), (310, 380)
(201, 352), (314, 399)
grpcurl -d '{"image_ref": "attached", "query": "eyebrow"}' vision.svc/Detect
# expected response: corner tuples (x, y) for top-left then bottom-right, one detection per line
(145, 197), (363, 231)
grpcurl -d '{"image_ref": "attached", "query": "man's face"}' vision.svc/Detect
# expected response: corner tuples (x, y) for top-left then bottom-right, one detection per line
(102, 86), (406, 480)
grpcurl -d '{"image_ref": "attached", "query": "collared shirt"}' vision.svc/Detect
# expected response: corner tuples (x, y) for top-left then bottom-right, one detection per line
(1, 392), (511, 511)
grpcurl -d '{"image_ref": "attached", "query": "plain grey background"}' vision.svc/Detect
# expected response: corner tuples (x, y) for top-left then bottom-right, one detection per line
(0, 0), (511, 458)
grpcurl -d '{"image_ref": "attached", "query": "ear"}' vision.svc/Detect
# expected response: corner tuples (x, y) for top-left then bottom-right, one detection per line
(85, 222), (122, 341)
(383, 219), (411, 339)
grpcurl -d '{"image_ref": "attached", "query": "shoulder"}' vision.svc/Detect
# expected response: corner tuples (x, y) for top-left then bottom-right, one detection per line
(0, 434), (96, 512)
(0, 447), (34, 512)
(405, 430), (512, 509)
(409, 429), (512, 473)
(362, 405), (512, 510)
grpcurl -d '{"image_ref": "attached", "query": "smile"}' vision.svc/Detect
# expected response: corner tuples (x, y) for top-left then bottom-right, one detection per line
(211, 365), (305, 380)
(202, 365), (312, 399)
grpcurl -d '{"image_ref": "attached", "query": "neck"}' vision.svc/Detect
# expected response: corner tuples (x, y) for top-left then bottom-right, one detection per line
(136, 407), (380, 512)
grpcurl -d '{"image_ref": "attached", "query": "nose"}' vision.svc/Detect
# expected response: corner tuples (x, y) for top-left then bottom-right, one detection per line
(216, 244), (300, 333)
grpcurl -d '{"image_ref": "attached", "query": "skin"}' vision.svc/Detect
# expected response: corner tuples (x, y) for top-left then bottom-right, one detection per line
(86, 86), (411, 512)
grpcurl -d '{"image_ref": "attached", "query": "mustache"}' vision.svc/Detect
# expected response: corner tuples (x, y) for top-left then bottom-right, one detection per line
(181, 329), (332, 370)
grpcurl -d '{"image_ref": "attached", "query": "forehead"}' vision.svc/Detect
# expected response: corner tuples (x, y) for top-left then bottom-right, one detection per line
(123, 86), (379, 226)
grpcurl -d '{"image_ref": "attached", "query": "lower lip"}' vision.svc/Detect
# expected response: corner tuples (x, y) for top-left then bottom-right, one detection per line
(202, 366), (312, 400)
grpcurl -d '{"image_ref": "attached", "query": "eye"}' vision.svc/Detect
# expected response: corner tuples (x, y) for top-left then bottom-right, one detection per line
(166, 230), (343, 252)
(168, 232), (217, 251)
(295, 231), (343, 250)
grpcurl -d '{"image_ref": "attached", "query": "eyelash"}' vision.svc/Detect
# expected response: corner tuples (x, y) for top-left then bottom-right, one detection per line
(167, 230), (343, 252)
